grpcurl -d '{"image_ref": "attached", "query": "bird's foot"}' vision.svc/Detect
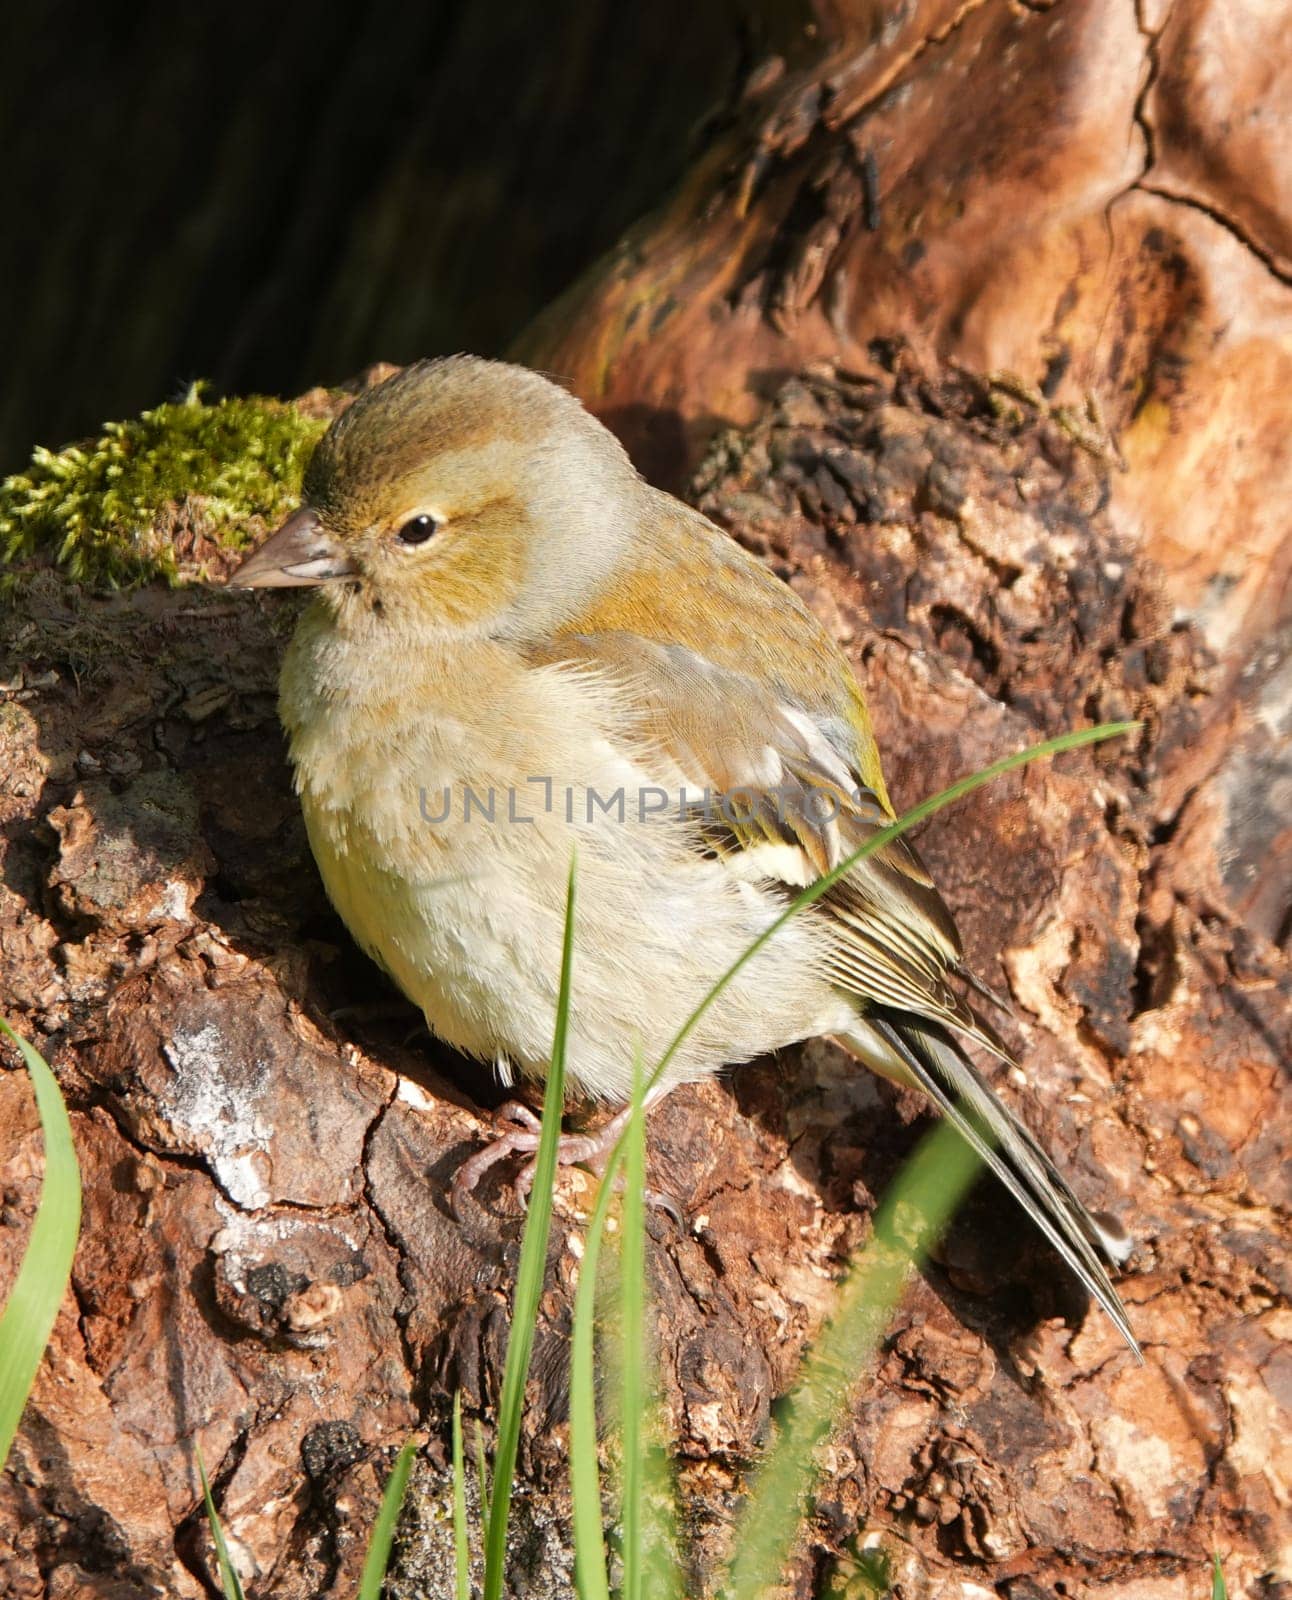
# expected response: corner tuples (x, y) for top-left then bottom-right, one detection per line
(450, 1100), (681, 1223)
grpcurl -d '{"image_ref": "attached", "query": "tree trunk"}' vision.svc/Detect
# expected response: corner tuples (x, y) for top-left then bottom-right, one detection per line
(2, 3), (1290, 1597)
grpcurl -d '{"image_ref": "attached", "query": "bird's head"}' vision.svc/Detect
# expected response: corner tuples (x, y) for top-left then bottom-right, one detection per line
(229, 356), (644, 640)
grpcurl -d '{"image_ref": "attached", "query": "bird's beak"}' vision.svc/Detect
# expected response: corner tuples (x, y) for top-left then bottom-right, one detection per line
(228, 507), (358, 588)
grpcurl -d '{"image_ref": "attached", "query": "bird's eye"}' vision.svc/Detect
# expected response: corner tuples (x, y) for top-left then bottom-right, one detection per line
(396, 514), (437, 546)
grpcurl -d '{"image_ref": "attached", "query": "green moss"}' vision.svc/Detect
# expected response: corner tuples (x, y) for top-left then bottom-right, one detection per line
(0, 384), (328, 591)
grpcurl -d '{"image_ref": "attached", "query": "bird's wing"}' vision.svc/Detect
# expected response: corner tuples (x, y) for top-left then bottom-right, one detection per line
(528, 621), (1139, 1354)
(529, 625), (995, 1051)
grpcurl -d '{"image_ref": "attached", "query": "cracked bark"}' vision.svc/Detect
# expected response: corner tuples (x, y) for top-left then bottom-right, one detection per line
(3, 1), (1292, 1596)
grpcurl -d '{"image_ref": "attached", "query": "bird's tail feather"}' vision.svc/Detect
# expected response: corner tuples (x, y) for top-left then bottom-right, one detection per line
(843, 1010), (1142, 1359)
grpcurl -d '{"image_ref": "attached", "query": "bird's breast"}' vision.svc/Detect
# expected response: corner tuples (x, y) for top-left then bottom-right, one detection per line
(274, 614), (848, 1093)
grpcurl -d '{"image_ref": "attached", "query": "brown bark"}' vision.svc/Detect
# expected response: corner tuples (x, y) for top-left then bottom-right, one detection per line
(3, 2), (1291, 1597)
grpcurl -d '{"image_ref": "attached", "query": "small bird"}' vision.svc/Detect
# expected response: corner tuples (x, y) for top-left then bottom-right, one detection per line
(230, 355), (1138, 1354)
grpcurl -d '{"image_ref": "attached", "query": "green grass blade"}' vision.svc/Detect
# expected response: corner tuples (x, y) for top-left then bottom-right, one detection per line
(452, 1394), (471, 1600)
(1211, 1553), (1228, 1600)
(482, 854), (577, 1600)
(638, 1423), (681, 1600)
(357, 1439), (417, 1600)
(0, 1017), (83, 1473)
(620, 1056), (648, 1600)
(196, 1447), (247, 1600)
(569, 1056), (680, 1600)
(569, 1133), (614, 1600)
(474, 1417), (492, 1537)
(622, 1055), (681, 1600)
(725, 1118), (981, 1600)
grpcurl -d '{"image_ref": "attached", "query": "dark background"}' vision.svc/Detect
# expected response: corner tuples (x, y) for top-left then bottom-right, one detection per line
(3, 0), (807, 470)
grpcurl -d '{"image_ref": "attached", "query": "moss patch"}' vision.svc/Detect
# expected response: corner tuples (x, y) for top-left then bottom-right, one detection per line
(0, 385), (328, 591)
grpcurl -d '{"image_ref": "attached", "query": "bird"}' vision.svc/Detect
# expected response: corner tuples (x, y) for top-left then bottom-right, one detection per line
(229, 354), (1139, 1356)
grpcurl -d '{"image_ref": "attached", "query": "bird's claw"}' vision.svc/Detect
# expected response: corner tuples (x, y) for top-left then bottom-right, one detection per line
(449, 1101), (544, 1215)
(449, 1099), (684, 1226)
